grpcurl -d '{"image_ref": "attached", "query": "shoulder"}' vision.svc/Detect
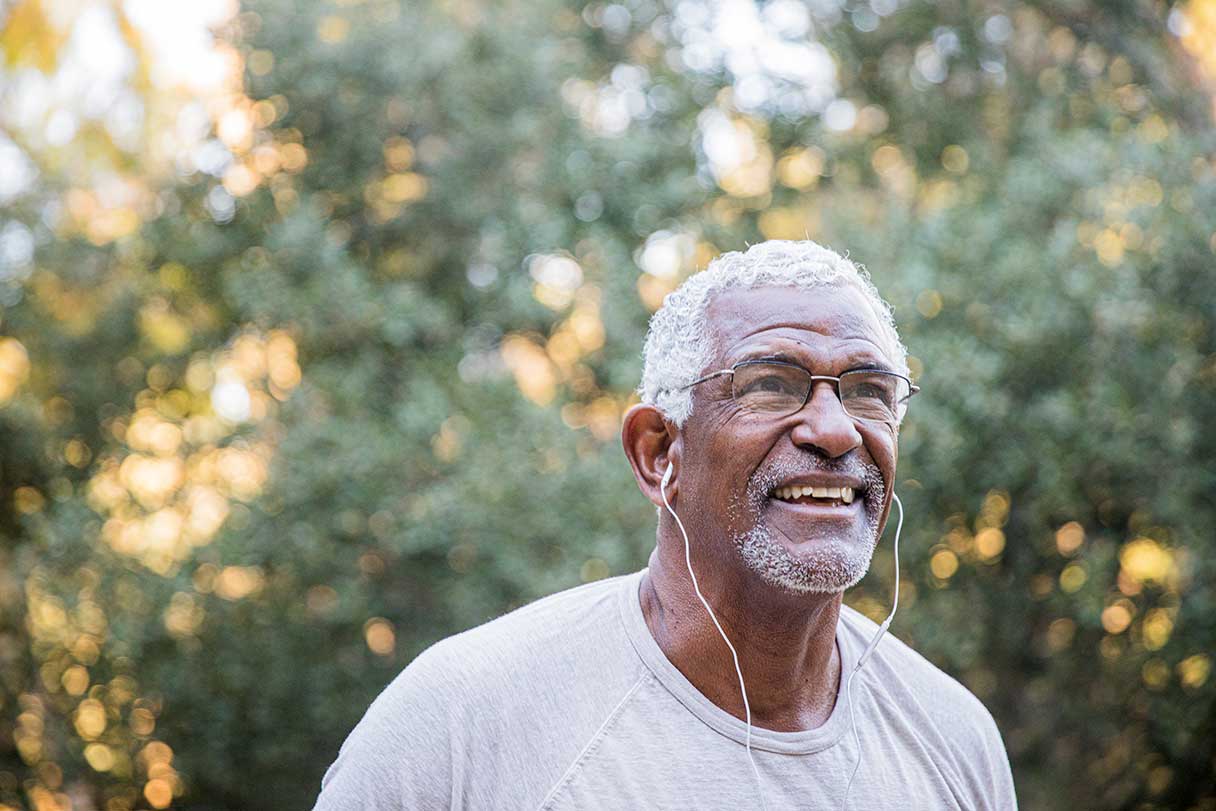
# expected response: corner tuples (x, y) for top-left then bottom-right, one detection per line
(839, 604), (999, 732)
(839, 604), (1016, 804)
(403, 573), (636, 695)
(315, 574), (646, 810)
(372, 571), (649, 751)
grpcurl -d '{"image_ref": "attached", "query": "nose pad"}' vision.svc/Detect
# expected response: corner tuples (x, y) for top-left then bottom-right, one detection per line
(803, 381), (849, 420)
(790, 382), (863, 457)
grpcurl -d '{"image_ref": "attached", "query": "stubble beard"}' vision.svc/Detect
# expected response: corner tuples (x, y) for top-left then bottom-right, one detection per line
(728, 457), (887, 594)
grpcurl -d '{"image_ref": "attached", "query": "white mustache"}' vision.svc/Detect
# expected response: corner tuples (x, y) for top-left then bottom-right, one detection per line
(748, 456), (885, 506)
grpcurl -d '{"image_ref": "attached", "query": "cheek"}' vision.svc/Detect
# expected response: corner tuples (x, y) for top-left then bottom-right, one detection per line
(862, 426), (898, 476)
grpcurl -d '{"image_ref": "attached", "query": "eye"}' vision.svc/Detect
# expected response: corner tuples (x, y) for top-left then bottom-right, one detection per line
(731, 363), (810, 413)
(740, 374), (801, 396)
(851, 382), (891, 400)
(841, 373), (907, 421)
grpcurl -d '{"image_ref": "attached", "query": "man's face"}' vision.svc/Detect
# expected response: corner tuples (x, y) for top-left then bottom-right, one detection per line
(677, 283), (899, 594)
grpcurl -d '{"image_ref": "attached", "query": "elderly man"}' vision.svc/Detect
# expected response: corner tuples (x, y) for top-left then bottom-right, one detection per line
(313, 240), (1017, 809)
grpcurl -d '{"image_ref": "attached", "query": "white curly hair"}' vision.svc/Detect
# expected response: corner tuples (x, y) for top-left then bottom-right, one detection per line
(638, 239), (909, 426)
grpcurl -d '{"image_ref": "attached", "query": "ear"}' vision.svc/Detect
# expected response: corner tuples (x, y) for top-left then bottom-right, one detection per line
(621, 403), (680, 508)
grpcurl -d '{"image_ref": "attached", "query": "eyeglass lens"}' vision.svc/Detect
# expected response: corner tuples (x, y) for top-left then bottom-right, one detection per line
(731, 362), (909, 422)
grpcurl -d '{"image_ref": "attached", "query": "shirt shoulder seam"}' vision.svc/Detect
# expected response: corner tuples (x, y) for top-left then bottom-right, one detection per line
(534, 670), (651, 811)
(861, 673), (978, 805)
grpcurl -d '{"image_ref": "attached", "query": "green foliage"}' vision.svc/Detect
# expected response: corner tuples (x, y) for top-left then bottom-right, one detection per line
(1, 0), (1214, 809)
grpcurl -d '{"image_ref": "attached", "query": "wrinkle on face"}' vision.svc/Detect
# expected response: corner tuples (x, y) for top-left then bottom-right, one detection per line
(680, 283), (901, 595)
(727, 343), (898, 375)
(721, 332), (892, 376)
(729, 455), (887, 593)
(733, 312), (883, 345)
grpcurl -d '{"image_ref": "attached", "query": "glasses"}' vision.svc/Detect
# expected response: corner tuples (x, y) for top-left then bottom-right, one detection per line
(677, 360), (919, 424)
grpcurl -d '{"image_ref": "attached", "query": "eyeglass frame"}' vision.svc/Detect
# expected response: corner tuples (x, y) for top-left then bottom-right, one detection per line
(674, 359), (920, 424)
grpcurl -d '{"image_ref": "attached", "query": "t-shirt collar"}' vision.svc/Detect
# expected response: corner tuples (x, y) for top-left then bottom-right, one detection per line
(617, 567), (857, 755)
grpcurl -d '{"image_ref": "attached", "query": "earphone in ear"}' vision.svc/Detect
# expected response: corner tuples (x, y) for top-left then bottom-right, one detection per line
(661, 462), (673, 488)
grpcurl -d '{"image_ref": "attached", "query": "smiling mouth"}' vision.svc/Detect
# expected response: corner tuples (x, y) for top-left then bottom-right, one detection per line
(770, 484), (859, 509)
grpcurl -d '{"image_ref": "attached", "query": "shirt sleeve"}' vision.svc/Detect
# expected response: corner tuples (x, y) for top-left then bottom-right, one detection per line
(311, 644), (458, 811)
(963, 695), (1019, 811)
(982, 708), (1018, 810)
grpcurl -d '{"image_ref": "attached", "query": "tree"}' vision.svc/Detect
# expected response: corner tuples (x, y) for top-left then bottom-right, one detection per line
(1, 0), (1213, 808)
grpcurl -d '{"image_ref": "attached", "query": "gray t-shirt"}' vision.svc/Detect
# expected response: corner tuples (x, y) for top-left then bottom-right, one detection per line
(313, 568), (1017, 810)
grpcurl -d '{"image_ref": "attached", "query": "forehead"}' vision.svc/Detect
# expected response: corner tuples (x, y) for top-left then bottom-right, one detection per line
(705, 283), (892, 366)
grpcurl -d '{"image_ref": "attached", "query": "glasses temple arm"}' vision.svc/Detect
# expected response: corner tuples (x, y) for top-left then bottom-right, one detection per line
(676, 369), (734, 391)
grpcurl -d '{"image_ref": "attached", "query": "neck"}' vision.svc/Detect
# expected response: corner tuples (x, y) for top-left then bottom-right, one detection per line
(640, 537), (843, 733)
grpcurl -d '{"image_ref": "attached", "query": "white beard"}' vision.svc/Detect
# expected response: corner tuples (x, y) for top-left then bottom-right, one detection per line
(729, 457), (887, 594)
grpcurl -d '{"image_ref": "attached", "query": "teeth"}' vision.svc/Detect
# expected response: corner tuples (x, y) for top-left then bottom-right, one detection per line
(774, 485), (858, 503)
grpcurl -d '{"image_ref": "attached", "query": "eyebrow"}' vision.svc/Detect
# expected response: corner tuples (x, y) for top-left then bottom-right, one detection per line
(740, 351), (896, 374)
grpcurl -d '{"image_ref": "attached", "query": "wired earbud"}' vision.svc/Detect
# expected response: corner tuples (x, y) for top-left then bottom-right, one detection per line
(659, 460), (768, 811)
(842, 490), (904, 807)
(658, 460), (905, 811)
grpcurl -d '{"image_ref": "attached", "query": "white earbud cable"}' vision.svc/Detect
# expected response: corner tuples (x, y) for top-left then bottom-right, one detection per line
(661, 470), (769, 811)
(842, 491), (903, 806)
(661, 467), (903, 811)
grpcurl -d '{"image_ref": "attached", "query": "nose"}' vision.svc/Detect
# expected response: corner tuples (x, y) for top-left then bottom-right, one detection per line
(788, 381), (864, 458)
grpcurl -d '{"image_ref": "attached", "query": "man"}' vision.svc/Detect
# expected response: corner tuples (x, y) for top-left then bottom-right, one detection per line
(313, 240), (1018, 809)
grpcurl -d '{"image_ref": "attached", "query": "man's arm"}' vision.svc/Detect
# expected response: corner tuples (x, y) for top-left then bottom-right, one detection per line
(312, 644), (457, 811)
(986, 714), (1018, 810)
(962, 695), (1019, 810)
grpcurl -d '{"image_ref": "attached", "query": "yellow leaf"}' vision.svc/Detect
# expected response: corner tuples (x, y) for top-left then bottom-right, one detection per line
(1, 0), (65, 73)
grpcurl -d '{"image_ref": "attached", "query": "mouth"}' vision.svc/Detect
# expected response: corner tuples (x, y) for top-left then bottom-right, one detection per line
(769, 481), (863, 509)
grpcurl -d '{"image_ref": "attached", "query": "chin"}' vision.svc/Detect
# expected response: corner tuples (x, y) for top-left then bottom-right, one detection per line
(734, 526), (877, 595)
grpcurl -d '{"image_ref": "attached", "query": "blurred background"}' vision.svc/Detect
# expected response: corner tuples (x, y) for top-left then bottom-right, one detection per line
(0, 0), (1214, 808)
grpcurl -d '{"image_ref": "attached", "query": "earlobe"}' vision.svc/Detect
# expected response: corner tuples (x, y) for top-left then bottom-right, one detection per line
(621, 403), (678, 509)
